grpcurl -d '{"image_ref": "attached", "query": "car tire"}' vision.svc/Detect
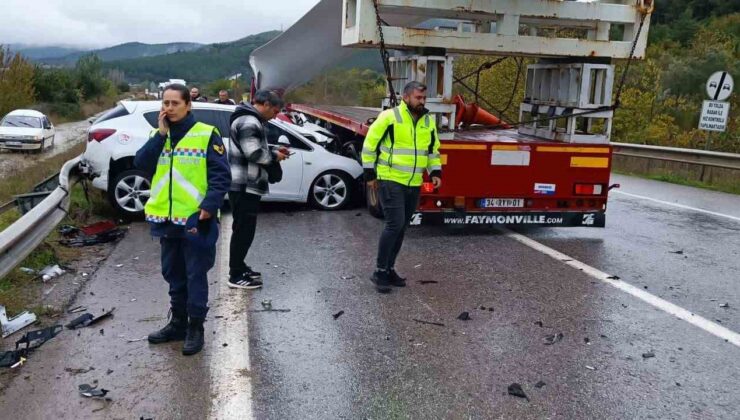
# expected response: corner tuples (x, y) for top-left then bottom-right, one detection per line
(108, 169), (151, 219)
(308, 171), (354, 211)
(366, 184), (384, 219)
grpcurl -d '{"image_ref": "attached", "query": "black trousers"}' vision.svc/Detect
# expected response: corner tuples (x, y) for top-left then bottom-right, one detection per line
(376, 180), (420, 271)
(228, 191), (261, 277)
(160, 237), (215, 319)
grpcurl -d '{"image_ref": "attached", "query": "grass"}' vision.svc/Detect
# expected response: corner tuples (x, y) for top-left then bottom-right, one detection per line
(0, 174), (114, 317)
(614, 169), (740, 195)
(0, 143), (86, 204)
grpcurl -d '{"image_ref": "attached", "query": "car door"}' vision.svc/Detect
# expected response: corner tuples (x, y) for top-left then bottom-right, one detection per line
(43, 118), (54, 143)
(264, 122), (306, 200)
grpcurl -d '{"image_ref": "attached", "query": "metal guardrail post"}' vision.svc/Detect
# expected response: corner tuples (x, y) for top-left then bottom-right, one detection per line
(0, 156), (81, 280)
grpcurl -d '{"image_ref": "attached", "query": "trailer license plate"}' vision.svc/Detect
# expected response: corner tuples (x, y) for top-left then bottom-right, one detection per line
(479, 198), (524, 208)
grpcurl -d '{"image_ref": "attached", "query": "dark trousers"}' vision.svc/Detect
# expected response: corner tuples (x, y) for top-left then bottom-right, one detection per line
(228, 191), (261, 277)
(160, 237), (216, 319)
(376, 180), (420, 271)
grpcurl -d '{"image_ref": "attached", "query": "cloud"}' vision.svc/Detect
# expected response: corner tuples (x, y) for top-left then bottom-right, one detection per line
(0, 0), (320, 47)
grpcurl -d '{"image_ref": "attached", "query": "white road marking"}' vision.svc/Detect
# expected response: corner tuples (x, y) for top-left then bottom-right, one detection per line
(501, 228), (740, 348)
(209, 216), (253, 419)
(612, 190), (740, 223)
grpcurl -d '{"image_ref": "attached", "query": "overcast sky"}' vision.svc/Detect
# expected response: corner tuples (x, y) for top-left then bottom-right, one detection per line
(1, 0), (321, 48)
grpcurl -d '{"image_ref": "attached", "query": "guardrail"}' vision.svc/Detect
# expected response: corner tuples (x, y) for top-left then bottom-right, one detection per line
(0, 156), (81, 280)
(611, 142), (740, 188)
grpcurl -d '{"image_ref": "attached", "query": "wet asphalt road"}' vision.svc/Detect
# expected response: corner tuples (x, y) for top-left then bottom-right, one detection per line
(0, 174), (739, 419)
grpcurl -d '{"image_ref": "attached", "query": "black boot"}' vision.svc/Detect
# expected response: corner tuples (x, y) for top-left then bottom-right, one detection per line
(388, 269), (407, 287)
(148, 309), (187, 344)
(371, 270), (392, 293)
(182, 318), (205, 356)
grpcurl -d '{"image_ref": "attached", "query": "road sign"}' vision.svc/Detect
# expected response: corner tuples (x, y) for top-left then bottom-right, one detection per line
(699, 100), (730, 132)
(706, 71), (734, 101)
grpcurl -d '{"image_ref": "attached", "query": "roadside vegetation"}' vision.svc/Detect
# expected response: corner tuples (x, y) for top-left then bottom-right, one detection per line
(1, 46), (127, 124)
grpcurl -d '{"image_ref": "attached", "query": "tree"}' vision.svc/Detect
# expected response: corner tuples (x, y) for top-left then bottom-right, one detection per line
(75, 54), (107, 100)
(0, 46), (36, 117)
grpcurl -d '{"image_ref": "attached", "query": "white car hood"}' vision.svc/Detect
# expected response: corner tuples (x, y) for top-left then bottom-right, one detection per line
(0, 127), (43, 137)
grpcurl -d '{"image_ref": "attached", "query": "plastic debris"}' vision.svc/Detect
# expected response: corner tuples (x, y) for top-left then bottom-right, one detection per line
(249, 309), (291, 313)
(65, 367), (95, 375)
(584, 337), (591, 345)
(115, 264), (123, 268)
(642, 351), (655, 359)
(507, 383), (529, 400)
(534, 321), (544, 328)
(261, 300), (272, 310)
(19, 267), (36, 274)
(417, 280), (438, 285)
(15, 325), (63, 351)
(340, 275), (356, 280)
(543, 333), (564, 345)
(68, 306), (87, 314)
(0, 350), (27, 368)
(585, 365), (596, 371)
(719, 303), (730, 308)
(332, 310), (345, 320)
(40, 265), (65, 282)
(78, 383), (110, 398)
(606, 275), (620, 280)
(59, 221), (126, 247)
(0, 305), (37, 338)
(66, 308), (115, 330)
(534, 381), (546, 389)
(669, 250), (684, 255)
(457, 312), (471, 321)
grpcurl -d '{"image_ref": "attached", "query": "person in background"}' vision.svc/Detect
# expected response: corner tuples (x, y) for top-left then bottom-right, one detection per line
(190, 87), (208, 102)
(227, 90), (288, 289)
(214, 90), (236, 105)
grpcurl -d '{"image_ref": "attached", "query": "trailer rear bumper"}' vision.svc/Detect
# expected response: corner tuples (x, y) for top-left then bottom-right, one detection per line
(409, 211), (605, 228)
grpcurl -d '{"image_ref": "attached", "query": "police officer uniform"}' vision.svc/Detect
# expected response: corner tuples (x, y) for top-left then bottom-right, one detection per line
(134, 112), (231, 355)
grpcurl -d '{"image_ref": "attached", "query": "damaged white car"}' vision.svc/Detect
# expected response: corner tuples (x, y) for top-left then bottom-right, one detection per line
(80, 101), (363, 217)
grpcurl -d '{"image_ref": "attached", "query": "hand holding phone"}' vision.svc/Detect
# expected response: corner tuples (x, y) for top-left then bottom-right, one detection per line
(158, 109), (169, 136)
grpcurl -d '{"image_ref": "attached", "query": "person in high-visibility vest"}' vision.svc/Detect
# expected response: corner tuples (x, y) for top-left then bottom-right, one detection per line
(134, 83), (231, 355)
(362, 81), (442, 293)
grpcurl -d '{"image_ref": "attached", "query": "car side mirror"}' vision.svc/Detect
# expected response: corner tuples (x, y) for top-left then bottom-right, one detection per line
(278, 135), (290, 146)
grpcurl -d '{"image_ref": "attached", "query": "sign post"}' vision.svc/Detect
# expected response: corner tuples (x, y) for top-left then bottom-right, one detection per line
(699, 71), (734, 149)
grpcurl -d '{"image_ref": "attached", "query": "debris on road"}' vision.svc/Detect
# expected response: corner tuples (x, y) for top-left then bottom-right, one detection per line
(40, 264), (65, 282)
(457, 312), (471, 321)
(584, 337), (591, 345)
(78, 383), (110, 399)
(332, 310), (345, 320)
(642, 351), (656, 359)
(0, 305), (37, 338)
(261, 300), (272, 310)
(534, 381), (546, 389)
(412, 319), (445, 327)
(417, 280), (438, 285)
(719, 303), (730, 308)
(543, 333), (564, 345)
(43, 284), (57, 295)
(606, 275), (620, 280)
(341, 275), (356, 280)
(65, 308), (115, 330)
(249, 309), (291, 313)
(19, 267), (36, 275)
(65, 367), (95, 375)
(414, 264), (422, 268)
(507, 383), (529, 401)
(118, 335), (147, 343)
(59, 221), (126, 247)
(585, 365), (596, 370)
(15, 325), (63, 351)
(115, 264), (123, 268)
(669, 250), (684, 255)
(0, 350), (27, 368)
(534, 321), (543, 328)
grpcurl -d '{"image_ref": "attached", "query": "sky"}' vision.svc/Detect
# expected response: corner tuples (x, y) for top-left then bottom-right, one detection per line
(1, 0), (321, 48)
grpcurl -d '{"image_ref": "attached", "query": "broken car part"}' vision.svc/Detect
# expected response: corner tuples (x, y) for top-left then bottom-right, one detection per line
(0, 305), (37, 338)
(15, 325), (63, 351)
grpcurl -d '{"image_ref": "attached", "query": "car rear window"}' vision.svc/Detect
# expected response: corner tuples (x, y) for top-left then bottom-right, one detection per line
(94, 104), (130, 125)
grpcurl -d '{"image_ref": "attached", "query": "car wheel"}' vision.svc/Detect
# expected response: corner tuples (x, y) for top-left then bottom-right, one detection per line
(108, 169), (151, 218)
(308, 171), (353, 211)
(366, 184), (384, 219)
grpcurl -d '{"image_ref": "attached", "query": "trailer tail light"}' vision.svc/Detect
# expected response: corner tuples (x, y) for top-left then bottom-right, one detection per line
(454, 196), (466, 208)
(574, 184), (603, 195)
(88, 129), (116, 142)
(421, 182), (435, 193)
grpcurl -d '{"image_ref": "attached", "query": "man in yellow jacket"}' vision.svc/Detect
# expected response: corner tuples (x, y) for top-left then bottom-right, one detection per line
(362, 81), (442, 293)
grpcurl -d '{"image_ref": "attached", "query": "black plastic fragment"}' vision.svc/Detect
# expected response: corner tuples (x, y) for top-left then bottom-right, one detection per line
(332, 310), (345, 320)
(457, 312), (471, 321)
(508, 383), (529, 400)
(15, 325), (63, 350)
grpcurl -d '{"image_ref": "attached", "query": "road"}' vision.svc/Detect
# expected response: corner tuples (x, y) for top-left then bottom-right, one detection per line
(0, 174), (738, 419)
(0, 118), (90, 178)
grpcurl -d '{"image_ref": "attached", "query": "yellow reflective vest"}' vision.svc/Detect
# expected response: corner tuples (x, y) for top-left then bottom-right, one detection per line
(144, 122), (219, 225)
(361, 101), (442, 187)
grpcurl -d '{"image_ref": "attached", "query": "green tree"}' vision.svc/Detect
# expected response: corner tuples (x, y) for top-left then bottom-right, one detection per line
(0, 46), (36, 117)
(75, 54), (107, 100)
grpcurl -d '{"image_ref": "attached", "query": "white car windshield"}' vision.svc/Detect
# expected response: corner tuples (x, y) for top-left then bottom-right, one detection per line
(1, 116), (42, 128)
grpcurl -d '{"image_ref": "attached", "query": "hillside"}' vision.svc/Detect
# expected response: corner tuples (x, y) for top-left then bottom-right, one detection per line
(8, 44), (86, 60)
(102, 31), (280, 84)
(39, 42), (203, 66)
